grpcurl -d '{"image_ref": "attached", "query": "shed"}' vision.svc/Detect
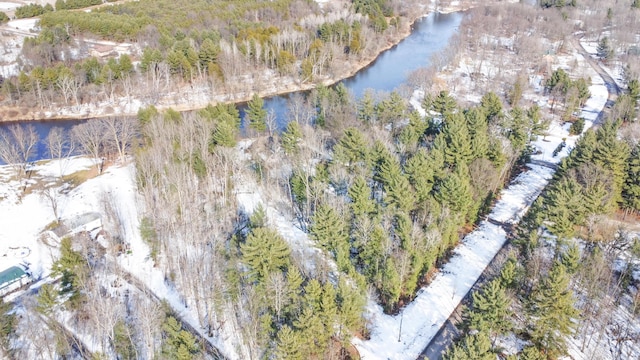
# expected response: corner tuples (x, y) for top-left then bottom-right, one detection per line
(0, 266), (30, 297)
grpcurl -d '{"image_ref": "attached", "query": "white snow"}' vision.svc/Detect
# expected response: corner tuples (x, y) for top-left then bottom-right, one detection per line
(0, 2), (19, 11)
(355, 54), (609, 359)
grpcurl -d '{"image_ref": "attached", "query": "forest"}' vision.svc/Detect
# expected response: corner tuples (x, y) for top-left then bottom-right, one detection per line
(0, 0), (638, 359)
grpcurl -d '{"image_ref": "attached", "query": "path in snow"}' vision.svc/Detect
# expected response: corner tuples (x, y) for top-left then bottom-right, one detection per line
(353, 45), (610, 359)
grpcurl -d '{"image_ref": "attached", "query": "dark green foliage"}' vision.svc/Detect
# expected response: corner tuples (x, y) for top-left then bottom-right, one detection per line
(560, 244), (581, 274)
(247, 94), (267, 132)
(628, 79), (640, 101)
(348, 176), (376, 216)
(480, 92), (503, 123)
(0, 12), (9, 24)
(569, 118), (585, 135)
(162, 316), (199, 360)
(36, 283), (58, 315)
(51, 237), (87, 303)
(275, 325), (303, 360)
(137, 105), (159, 125)
(597, 37), (613, 61)
(519, 346), (546, 360)
(623, 144), (640, 211)
(528, 263), (578, 357)
(15, 3), (53, 18)
(249, 204), (267, 229)
(333, 127), (370, 168)
(113, 320), (136, 360)
(432, 90), (457, 116)
(546, 68), (571, 94)
(281, 121), (302, 155)
(436, 112), (473, 166)
(540, 0), (576, 8)
(241, 228), (291, 281)
(466, 280), (511, 336)
(445, 331), (494, 360)
(435, 166), (474, 217)
(310, 205), (350, 271)
(55, 0), (101, 11)
(0, 300), (15, 354)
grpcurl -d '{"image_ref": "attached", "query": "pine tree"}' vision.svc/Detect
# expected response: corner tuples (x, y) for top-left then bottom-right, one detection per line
(281, 121), (302, 155)
(0, 300), (15, 355)
(336, 278), (365, 336)
(247, 94), (267, 132)
(467, 280), (511, 337)
(51, 237), (87, 303)
(480, 92), (503, 122)
(284, 267), (304, 318)
(623, 144), (640, 211)
(348, 176), (376, 216)
(210, 119), (237, 148)
(445, 331), (494, 360)
(380, 257), (402, 310)
(294, 307), (326, 356)
(465, 107), (489, 159)
(560, 244), (581, 274)
(303, 279), (323, 310)
(310, 205), (349, 260)
(596, 37), (613, 61)
(528, 263), (579, 357)
(520, 346), (546, 360)
(162, 317), (199, 360)
(405, 148), (437, 203)
(592, 121), (630, 203)
(508, 107), (529, 151)
(544, 176), (585, 239)
(36, 283), (58, 315)
(241, 228), (291, 281)
(437, 112), (473, 166)
(275, 325), (303, 360)
(435, 165), (474, 217)
(320, 282), (338, 334)
(358, 90), (377, 123)
(333, 127), (370, 168)
(432, 90), (457, 116)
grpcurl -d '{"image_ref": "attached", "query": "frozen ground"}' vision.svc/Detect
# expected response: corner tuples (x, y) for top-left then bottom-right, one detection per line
(354, 47), (608, 359)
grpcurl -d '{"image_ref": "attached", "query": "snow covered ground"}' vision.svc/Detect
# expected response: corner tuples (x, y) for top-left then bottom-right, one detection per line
(354, 50), (608, 359)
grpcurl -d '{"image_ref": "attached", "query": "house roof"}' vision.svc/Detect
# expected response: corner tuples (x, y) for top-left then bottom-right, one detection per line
(0, 266), (26, 287)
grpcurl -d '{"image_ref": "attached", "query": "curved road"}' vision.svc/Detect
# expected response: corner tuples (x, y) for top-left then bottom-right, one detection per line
(418, 36), (622, 360)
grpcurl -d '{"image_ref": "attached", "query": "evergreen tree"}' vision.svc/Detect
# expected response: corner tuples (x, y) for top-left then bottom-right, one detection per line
(596, 37), (613, 61)
(210, 120), (237, 148)
(380, 257), (402, 309)
(592, 121), (630, 203)
(241, 228), (291, 281)
(432, 90), (457, 116)
(528, 263), (579, 357)
(281, 121), (302, 155)
(519, 346), (546, 360)
(467, 280), (511, 337)
(508, 107), (529, 151)
(333, 127), (370, 168)
(336, 278), (365, 336)
(437, 112), (473, 166)
(358, 90), (377, 123)
(162, 317), (199, 360)
(465, 107), (489, 159)
(294, 307), (326, 356)
(247, 94), (267, 132)
(303, 279), (323, 310)
(480, 92), (503, 122)
(435, 165), (474, 217)
(275, 325), (303, 360)
(560, 244), (581, 274)
(36, 283), (58, 315)
(0, 300), (15, 355)
(284, 267), (304, 318)
(623, 144), (640, 211)
(309, 205), (349, 263)
(405, 149), (437, 203)
(544, 176), (585, 239)
(348, 176), (376, 216)
(445, 331), (494, 360)
(51, 237), (87, 304)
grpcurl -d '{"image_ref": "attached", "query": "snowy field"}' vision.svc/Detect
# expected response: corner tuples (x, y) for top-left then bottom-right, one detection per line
(354, 48), (608, 359)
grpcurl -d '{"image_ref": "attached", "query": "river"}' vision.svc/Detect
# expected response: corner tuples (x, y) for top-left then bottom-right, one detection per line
(0, 11), (463, 161)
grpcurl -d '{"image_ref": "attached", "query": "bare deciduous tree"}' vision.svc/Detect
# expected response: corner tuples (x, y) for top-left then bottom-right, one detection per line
(71, 121), (106, 173)
(0, 124), (39, 175)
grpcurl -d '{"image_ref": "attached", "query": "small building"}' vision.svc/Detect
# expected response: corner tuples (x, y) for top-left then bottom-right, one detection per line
(0, 266), (31, 297)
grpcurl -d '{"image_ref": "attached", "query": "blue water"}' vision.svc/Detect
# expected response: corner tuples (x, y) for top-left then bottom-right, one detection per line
(0, 11), (463, 161)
